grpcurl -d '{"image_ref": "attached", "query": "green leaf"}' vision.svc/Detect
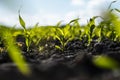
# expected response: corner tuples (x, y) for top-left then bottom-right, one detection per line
(56, 21), (63, 27)
(26, 38), (29, 50)
(108, 0), (117, 10)
(115, 8), (120, 13)
(90, 25), (95, 33)
(2, 30), (30, 75)
(55, 35), (61, 42)
(93, 55), (119, 69)
(34, 22), (39, 28)
(65, 37), (73, 46)
(55, 35), (63, 47)
(111, 13), (120, 36)
(55, 45), (62, 51)
(68, 18), (80, 24)
(57, 28), (64, 36)
(89, 16), (99, 26)
(19, 14), (26, 30)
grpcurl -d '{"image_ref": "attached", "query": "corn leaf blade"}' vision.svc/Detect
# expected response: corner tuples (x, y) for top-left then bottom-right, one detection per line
(19, 14), (26, 30)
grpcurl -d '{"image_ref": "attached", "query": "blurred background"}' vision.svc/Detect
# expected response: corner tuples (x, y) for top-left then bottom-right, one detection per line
(0, 0), (119, 27)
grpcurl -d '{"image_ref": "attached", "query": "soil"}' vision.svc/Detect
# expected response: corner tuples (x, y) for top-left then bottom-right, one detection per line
(0, 37), (120, 80)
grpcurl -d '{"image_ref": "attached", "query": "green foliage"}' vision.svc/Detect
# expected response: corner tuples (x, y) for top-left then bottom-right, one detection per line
(92, 1), (120, 70)
(19, 14), (26, 30)
(93, 55), (119, 69)
(86, 16), (99, 45)
(1, 28), (30, 75)
(52, 19), (80, 51)
(19, 13), (32, 52)
(0, 1), (120, 74)
(53, 25), (72, 51)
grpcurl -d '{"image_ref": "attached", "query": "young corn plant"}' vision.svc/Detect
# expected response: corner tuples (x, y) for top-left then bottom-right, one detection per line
(53, 18), (80, 51)
(19, 13), (32, 52)
(110, 11), (120, 40)
(85, 16), (99, 46)
(98, 1), (119, 41)
(53, 26), (70, 51)
(1, 28), (30, 75)
(68, 18), (82, 40)
(92, 1), (120, 70)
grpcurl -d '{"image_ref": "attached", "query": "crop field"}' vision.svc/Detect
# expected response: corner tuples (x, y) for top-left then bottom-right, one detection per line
(0, 1), (120, 80)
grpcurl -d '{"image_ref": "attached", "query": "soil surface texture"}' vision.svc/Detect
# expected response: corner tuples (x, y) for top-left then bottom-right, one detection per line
(0, 38), (120, 80)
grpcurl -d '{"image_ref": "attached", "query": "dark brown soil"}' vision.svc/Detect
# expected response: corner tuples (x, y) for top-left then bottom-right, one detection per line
(0, 38), (120, 80)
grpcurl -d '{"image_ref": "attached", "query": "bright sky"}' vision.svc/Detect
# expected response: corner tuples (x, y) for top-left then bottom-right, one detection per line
(0, 0), (119, 27)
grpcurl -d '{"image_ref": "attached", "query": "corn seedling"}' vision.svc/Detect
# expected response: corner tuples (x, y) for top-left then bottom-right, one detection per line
(0, 28), (30, 75)
(0, 1), (120, 73)
(92, 1), (120, 70)
(19, 13), (32, 52)
(53, 19), (81, 51)
(83, 16), (99, 45)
